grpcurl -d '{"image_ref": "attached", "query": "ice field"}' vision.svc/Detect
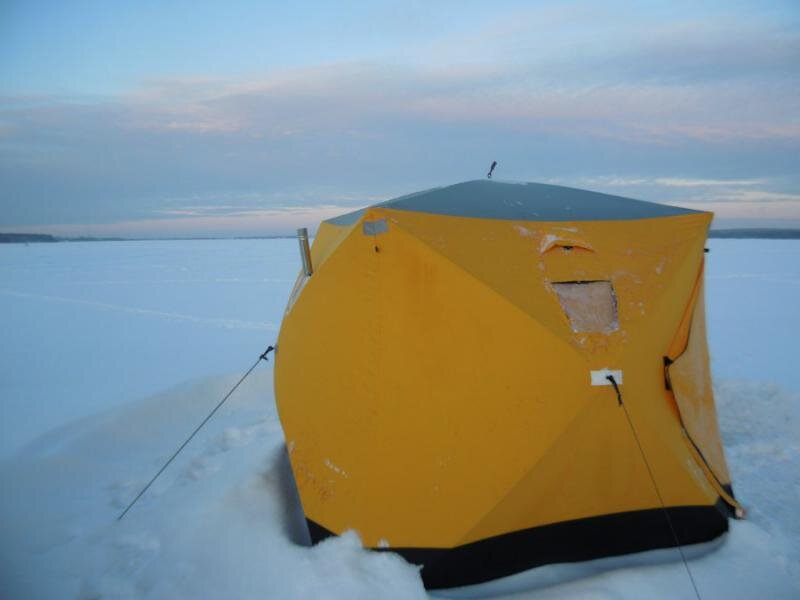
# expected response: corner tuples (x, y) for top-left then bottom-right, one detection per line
(1, 238), (798, 599)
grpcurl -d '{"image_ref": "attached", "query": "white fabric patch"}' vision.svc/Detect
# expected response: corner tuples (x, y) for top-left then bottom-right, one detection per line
(551, 281), (619, 334)
(591, 369), (623, 386)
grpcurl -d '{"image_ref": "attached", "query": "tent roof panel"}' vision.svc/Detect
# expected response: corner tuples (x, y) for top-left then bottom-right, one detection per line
(326, 180), (701, 224)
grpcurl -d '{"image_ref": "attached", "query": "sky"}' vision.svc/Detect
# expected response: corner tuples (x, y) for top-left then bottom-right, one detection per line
(1, 0), (799, 236)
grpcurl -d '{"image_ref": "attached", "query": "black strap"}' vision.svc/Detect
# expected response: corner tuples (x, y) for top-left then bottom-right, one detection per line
(606, 374), (623, 406)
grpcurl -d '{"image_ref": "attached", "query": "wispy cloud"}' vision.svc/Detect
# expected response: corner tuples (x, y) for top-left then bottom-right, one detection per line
(6, 61), (796, 151)
(1, 4), (798, 232)
(571, 177), (768, 188)
(152, 203), (357, 219)
(672, 199), (800, 220)
(550, 175), (800, 221)
(677, 189), (800, 205)
(2, 204), (359, 238)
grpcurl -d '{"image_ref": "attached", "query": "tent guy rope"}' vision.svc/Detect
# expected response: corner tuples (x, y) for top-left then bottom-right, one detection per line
(607, 374), (703, 600)
(117, 345), (275, 521)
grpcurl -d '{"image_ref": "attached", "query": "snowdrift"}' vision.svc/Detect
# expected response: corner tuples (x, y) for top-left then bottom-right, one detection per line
(1, 369), (798, 599)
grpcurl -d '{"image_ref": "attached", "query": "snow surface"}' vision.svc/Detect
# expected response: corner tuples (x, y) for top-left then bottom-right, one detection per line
(0, 240), (296, 457)
(1, 239), (799, 599)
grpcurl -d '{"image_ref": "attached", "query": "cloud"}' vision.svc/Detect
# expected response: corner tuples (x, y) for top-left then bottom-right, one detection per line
(415, 3), (800, 97)
(5, 17), (799, 148)
(1, 6), (798, 232)
(121, 60), (797, 143)
(573, 177), (768, 188)
(2, 204), (359, 238)
(676, 189), (800, 205)
(671, 199), (800, 220)
(548, 175), (800, 220)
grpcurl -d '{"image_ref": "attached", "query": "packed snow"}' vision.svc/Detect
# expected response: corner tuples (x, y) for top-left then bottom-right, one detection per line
(1, 239), (798, 599)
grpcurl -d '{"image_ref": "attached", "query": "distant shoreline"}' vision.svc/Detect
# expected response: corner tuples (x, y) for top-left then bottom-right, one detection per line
(707, 229), (800, 239)
(0, 233), (297, 244)
(3, 229), (800, 244)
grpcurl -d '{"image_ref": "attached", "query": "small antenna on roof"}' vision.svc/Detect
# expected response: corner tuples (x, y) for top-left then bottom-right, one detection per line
(487, 161), (497, 179)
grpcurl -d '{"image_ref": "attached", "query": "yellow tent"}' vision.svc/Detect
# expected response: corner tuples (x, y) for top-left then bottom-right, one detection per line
(275, 180), (741, 589)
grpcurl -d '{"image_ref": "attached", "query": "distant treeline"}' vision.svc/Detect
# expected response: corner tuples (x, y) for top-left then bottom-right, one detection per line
(0, 233), (58, 243)
(709, 229), (800, 239)
(3, 230), (799, 244)
(0, 233), (296, 243)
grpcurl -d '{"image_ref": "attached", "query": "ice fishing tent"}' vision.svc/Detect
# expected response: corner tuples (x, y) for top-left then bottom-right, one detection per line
(274, 180), (741, 589)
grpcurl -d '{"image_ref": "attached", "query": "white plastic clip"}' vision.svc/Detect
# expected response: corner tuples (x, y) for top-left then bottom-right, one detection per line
(590, 369), (623, 386)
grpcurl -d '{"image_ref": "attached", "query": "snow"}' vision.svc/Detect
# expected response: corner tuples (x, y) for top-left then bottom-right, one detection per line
(1, 239), (799, 599)
(0, 240), (296, 457)
(705, 241), (800, 391)
(514, 226), (533, 239)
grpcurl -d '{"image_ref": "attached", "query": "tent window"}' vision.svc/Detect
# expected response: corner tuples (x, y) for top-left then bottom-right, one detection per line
(551, 281), (619, 333)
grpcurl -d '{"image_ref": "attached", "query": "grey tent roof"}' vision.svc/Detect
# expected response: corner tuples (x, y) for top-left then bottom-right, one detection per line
(326, 180), (700, 225)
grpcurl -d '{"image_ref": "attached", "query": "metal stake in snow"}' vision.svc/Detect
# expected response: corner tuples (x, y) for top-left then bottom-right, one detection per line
(117, 345), (275, 521)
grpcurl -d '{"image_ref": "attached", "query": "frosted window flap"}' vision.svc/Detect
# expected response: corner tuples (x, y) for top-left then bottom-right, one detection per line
(552, 281), (619, 333)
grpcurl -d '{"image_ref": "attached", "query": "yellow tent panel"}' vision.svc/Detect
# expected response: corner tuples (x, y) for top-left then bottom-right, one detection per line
(275, 180), (739, 589)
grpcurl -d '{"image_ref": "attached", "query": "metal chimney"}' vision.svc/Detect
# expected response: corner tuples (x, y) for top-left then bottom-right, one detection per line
(297, 228), (313, 276)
